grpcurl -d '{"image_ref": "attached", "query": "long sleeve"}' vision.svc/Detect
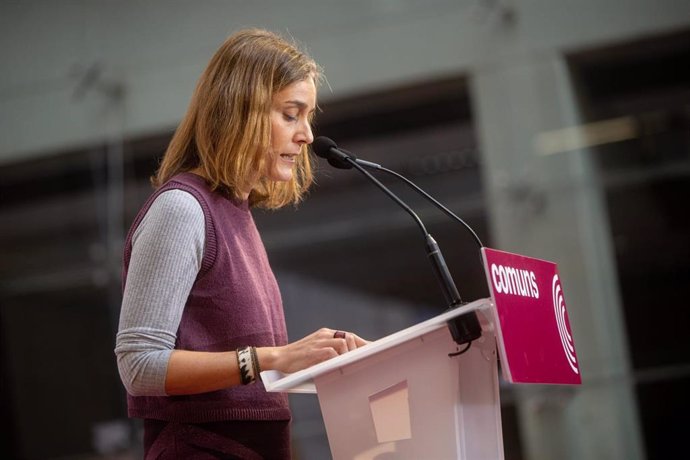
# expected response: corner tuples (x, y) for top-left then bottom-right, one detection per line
(114, 189), (205, 396)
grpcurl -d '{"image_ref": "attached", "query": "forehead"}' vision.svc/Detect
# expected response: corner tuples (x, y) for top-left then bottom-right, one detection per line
(273, 79), (317, 107)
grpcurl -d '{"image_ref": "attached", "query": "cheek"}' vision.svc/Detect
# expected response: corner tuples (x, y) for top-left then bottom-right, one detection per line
(266, 150), (278, 172)
(271, 121), (292, 146)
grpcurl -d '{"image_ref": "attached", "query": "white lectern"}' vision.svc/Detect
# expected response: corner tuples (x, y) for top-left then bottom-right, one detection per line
(262, 299), (504, 460)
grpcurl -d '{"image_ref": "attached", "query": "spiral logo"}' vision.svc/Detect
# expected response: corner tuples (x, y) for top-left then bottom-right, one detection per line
(552, 274), (578, 374)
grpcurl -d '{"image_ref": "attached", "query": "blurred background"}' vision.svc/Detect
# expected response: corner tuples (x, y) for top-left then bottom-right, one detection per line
(1, 1), (689, 459)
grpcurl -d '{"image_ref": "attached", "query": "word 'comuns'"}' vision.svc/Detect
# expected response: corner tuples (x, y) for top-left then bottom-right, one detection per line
(491, 264), (539, 299)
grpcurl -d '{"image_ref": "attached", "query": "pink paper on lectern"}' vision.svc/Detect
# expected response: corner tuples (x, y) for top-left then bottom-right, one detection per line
(481, 248), (581, 384)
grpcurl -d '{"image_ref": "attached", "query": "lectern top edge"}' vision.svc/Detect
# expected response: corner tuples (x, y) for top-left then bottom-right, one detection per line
(262, 298), (493, 393)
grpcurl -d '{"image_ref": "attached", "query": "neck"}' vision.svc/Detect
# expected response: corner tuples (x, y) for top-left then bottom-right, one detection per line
(189, 167), (252, 201)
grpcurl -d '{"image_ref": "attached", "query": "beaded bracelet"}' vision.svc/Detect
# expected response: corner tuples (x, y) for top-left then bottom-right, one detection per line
(236, 346), (257, 385)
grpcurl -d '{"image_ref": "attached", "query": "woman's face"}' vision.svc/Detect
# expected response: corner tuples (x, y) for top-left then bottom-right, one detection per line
(265, 78), (316, 183)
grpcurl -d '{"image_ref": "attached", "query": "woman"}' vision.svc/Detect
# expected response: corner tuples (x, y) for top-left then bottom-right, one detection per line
(115, 29), (366, 459)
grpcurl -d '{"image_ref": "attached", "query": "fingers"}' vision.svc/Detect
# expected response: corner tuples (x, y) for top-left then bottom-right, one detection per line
(345, 333), (357, 352)
(272, 328), (371, 374)
(328, 329), (369, 352)
(351, 333), (370, 348)
(326, 337), (350, 355)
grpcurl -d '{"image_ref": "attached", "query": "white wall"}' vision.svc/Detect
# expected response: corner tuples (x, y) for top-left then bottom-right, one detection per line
(1, 0), (688, 164)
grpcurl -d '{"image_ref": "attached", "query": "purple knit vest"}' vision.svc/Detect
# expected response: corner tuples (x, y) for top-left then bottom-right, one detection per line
(122, 172), (290, 423)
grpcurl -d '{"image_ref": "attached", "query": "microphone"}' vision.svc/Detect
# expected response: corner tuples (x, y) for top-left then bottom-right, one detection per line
(315, 137), (354, 169)
(312, 136), (482, 346)
(313, 139), (381, 171)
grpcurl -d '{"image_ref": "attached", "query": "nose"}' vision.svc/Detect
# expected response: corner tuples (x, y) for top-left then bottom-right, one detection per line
(296, 118), (314, 145)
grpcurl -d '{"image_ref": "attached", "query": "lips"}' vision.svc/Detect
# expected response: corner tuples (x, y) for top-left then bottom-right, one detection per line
(279, 153), (299, 163)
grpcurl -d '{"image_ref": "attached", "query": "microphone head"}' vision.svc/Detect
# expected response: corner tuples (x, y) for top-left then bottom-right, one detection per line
(312, 136), (337, 159)
(312, 136), (354, 169)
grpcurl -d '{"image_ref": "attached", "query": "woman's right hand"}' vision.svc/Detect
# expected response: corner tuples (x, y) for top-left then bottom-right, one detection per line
(258, 328), (369, 375)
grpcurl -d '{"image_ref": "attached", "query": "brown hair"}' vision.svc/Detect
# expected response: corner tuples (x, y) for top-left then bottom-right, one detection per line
(152, 29), (320, 208)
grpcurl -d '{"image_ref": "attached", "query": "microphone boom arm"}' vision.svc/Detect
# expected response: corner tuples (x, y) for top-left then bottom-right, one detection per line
(343, 157), (482, 345)
(344, 157), (429, 239)
(358, 162), (484, 249)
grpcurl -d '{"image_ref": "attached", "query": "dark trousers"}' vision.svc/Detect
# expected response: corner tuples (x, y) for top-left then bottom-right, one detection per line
(144, 419), (291, 459)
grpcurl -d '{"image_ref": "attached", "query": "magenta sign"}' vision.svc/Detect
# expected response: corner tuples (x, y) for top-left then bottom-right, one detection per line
(481, 248), (581, 385)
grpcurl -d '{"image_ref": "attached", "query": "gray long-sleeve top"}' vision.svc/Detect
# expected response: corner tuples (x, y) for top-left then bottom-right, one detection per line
(114, 189), (205, 396)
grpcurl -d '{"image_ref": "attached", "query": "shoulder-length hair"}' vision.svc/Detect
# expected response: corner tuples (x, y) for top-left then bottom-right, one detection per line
(152, 28), (320, 209)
